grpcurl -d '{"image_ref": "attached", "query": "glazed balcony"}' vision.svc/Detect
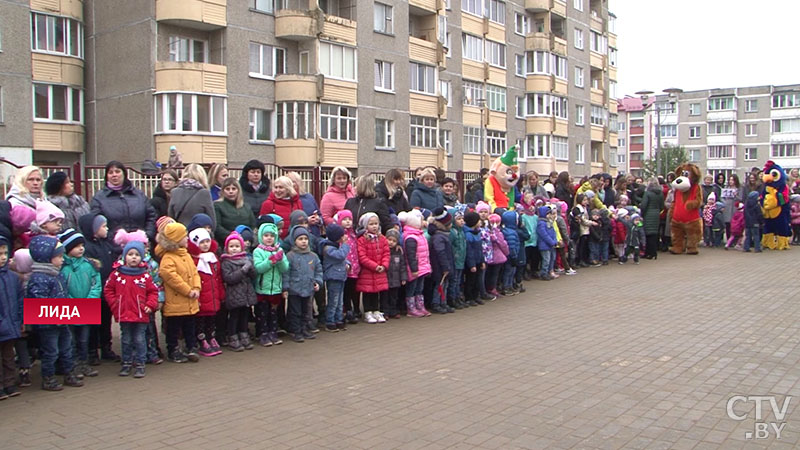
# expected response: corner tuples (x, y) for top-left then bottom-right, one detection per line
(155, 135), (227, 163)
(525, 32), (567, 56)
(525, 0), (552, 12)
(156, 0), (226, 30)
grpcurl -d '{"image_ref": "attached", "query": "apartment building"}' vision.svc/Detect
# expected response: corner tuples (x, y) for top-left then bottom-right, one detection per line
(1, 0), (618, 175)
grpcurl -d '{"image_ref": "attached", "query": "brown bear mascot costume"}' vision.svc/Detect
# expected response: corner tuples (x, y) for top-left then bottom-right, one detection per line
(669, 163), (703, 254)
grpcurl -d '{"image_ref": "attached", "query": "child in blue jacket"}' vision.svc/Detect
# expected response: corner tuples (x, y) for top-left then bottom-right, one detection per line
(318, 223), (350, 331)
(536, 206), (558, 280)
(462, 212), (485, 306)
(0, 236), (24, 398)
(500, 211), (520, 296)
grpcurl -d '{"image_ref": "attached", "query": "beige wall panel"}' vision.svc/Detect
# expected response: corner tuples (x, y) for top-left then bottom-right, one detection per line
(487, 66), (505, 85)
(321, 17), (357, 45)
(609, 33), (617, 49)
(32, 54), (84, 85)
(33, 123), (84, 152)
(526, 75), (552, 92)
(156, 0), (226, 28)
(409, 0), (437, 12)
(524, 0), (550, 11)
(526, 33), (549, 51)
(409, 37), (437, 65)
(31, 0), (84, 20)
(591, 16), (604, 33)
(552, 36), (567, 56)
(275, 12), (318, 40)
(463, 108), (482, 127)
(410, 93), (438, 117)
(321, 79), (357, 105)
(609, 101), (618, 114)
(276, 75), (320, 102)
(525, 159), (555, 175)
(552, 0), (567, 16)
(609, 134), (618, 147)
(488, 111), (507, 131)
(553, 79), (568, 96)
(486, 22), (504, 42)
(322, 142), (357, 166)
(154, 62), (227, 94)
(526, 117), (553, 134)
(591, 125), (604, 142)
(462, 61), (484, 82)
(463, 155), (482, 172)
(590, 88), (604, 105)
(608, 66), (617, 82)
(155, 135), (226, 163)
(410, 148), (438, 168)
(461, 13), (483, 36)
(590, 51), (605, 69)
(554, 119), (568, 136)
(275, 139), (317, 166)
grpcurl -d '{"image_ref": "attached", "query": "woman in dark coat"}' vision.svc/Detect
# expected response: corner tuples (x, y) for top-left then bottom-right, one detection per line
(239, 159), (271, 217)
(90, 161), (157, 240)
(345, 176), (392, 234)
(554, 171), (574, 210)
(150, 169), (178, 219)
(639, 179), (664, 259)
(376, 168), (411, 215)
(167, 163), (216, 230)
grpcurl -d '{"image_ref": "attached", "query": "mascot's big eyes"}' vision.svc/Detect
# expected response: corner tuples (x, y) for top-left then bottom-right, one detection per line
(770, 169), (782, 181)
(682, 170), (689, 177)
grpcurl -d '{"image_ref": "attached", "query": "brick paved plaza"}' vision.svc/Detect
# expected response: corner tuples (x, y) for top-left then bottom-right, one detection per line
(2, 249), (799, 449)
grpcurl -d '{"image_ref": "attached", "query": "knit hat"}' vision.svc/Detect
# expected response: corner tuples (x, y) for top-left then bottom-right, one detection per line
(432, 207), (452, 226)
(256, 214), (274, 228)
(29, 235), (64, 262)
(45, 171), (69, 196)
(289, 210), (309, 226)
(708, 192), (717, 202)
(326, 223), (345, 243)
(631, 213), (642, 221)
(791, 194), (800, 203)
(188, 213), (213, 232)
(291, 225), (309, 243)
(358, 212), (379, 232)
(398, 210), (423, 229)
(267, 214), (284, 227)
(476, 201), (491, 213)
(223, 231), (244, 251)
(334, 210), (353, 225)
(113, 229), (148, 248)
(590, 209), (601, 217)
(189, 228), (212, 246)
(10, 205), (36, 233)
(58, 228), (85, 255)
(389, 213), (401, 229)
(748, 190), (760, 199)
(236, 225), (255, 244)
(464, 211), (480, 228)
(385, 229), (401, 242)
(123, 240), (146, 260)
(585, 190), (595, 199)
(35, 200), (64, 226)
(544, 183), (555, 196)
(93, 215), (108, 235)
(488, 213), (501, 224)
(715, 201), (725, 209)
(499, 145), (518, 166)
(420, 209), (432, 221)
(164, 222), (187, 242)
(12, 249), (33, 273)
(156, 216), (174, 233)
(616, 209), (629, 218)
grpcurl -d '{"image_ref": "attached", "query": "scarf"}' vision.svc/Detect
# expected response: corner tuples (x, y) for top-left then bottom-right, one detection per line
(178, 178), (204, 190)
(291, 245), (311, 254)
(106, 182), (125, 191)
(31, 262), (61, 277)
(196, 251), (218, 275)
(257, 244), (280, 253)
(220, 252), (247, 260)
(119, 264), (147, 276)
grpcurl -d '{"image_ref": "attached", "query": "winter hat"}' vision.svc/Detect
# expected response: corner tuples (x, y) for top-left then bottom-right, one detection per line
(35, 200), (64, 226)
(267, 214), (284, 227)
(325, 223), (345, 243)
(631, 213), (642, 221)
(544, 183), (555, 196)
(334, 210), (353, 226)
(10, 205), (36, 233)
(29, 235), (64, 262)
(236, 225), (255, 244)
(619, 194), (629, 203)
(464, 211), (480, 228)
(708, 192), (717, 202)
(398, 209), (423, 229)
(189, 228), (212, 246)
(715, 201), (725, 210)
(224, 232), (245, 251)
(488, 213), (501, 225)
(616, 209), (629, 219)
(420, 209), (432, 221)
(12, 249), (33, 273)
(476, 201), (491, 213)
(585, 190), (595, 199)
(590, 209), (601, 217)
(122, 240), (146, 260)
(58, 228), (85, 255)
(736, 201), (744, 210)
(432, 207), (452, 226)
(389, 213), (401, 229)
(358, 212), (379, 232)
(114, 229), (148, 248)
(385, 229), (401, 242)
(164, 222), (188, 243)
(156, 216), (174, 233)
(791, 194), (800, 203)
(93, 214), (108, 235)
(188, 213), (213, 232)
(290, 209), (309, 226)
(748, 190), (760, 199)
(45, 171), (69, 197)
(538, 206), (551, 218)
(291, 226), (309, 243)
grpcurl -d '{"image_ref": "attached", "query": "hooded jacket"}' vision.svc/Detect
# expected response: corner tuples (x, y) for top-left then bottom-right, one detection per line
(464, 226), (484, 270)
(78, 212), (120, 282)
(90, 179), (156, 240)
(282, 243), (323, 297)
(410, 184), (445, 212)
(536, 207), (558, 251)
(449, 223), (466, 270)
(640, 185), (665, 236)
(356, 232), (390, 293)
(375, 181), (410, 216)
(744, 192), (764, 227)
(319, 238), (350, 282)
(625, 221), (645, 249)
(522, 213), (538, 247)
(156, 234), (201, 317)
(428, 222), (455, 281)
(150, 184), (170, 219)
(320, 183), (355, 225)
(188, 241), (225, 316)
(104, 264), (159, 323)
(575, 181), (606, 211)
(487, 225), (508, 265)
(0, 236), (24, 341)
(501, 211), (520, 260)
(344, 195), (393, 237)
(791, 201), (800, 226)
(253, 223), (289, 296)
(48, 194), (91, 232)
(220, 253), (258, 309)
(214, 197), (256, 246)
(387, 245), (408, 288)
(259, 192), (302, 239)
(61, 254), (102, 300)
(613, 218), (628, 245)
(731, 209), (745, 235)
(239, 159), (271, 217)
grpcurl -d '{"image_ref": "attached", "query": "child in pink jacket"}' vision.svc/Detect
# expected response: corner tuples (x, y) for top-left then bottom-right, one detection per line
(484, 213), (509, 297)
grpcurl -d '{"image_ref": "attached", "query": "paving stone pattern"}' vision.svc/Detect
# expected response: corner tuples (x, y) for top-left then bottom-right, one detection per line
(2, 249), (799, 449)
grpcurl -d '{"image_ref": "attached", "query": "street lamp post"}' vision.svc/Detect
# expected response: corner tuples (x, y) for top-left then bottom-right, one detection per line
(635, 88), (683, 177)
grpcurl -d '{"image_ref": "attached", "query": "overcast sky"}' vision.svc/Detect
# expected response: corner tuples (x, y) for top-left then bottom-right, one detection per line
(612, 0), (800, 98)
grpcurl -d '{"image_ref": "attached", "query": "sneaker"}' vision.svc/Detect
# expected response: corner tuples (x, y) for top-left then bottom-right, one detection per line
(77, 361), (99, 378)
(375, 312), (386, 323)
(326, 324), (339, 332)
(601, 261), (609, 266)
(466, 300), (479, 307)
(306, 324), (320, 334)
(433, 305), (448, 314)
(501, 289), (515, 297)
(345, 311), (359, 325)
(443, 305), (455, 313)
(119, 363), (133, 377)
(0, 390), (8, 401)
(259, 334), (273, 347)
(169, 350), (188, 363)
(591, 261), (602, 267)
(133, 364), (146, 379)
(269, 332), (283, 345)
(475, 297), (487, 305)
(101, 348), (121, 362)
(147, 357), (164, 365)
(41, 376), (63, 391)
(198, 340), (216, 357)
(634, 261), (640, 265)
(185, 349), (200, 363)
(64, 374), (83, 387)
(87, 352), (101, 366)
(301, 329), (317, 340)
(291, 334), (305, 343)
(566, 269), (577, 275)
(18, 369), (31, 387)
(209, 338), (223, 354)
(336, 322), (347, 331)
(365, 312), (377, 324)
(4, 386), (21, 398)
(228, 335), (245, 352)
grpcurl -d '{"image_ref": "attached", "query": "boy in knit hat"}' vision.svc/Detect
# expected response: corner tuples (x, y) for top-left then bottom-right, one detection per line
(157, 223), (201, 363)
(32, 200), (65, 236)
(429, 208), (455, 314)
(318, 223), (350, 331)
(282, 227), (323, 343)
(0, 236), (24, 398)
(462, 211), (485, 306)
(58, 228), (101, 379)
(27, 235), (84, 391)
(447, 209), (467, 309)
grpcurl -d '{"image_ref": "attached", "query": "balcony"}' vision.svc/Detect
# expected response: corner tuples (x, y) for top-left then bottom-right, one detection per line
(275, 74), (322, 102)
(706, 110), (736, 122)
(156, 135), (226, 163)
(320, 13), (357, 45)
(525, 32), (567, 56)
(410, 92), (440, 117)
(590, 51), (605, 69)
(275, 138), (320, 166)
(552, 36), (567, 56)
(275, 8), (322, 41)
(629, 126), (644, 135)
(525, 0), (552, 12)
(590, 87), (605, 105)
(320, 77), (358, 105)
(553, 78), (567, 95)
(156, 0), (226, 30)
(31, 0), (83, 21)
(590, 13), (605, 32)
(552, 0), (567, 17)
(32, 53), (84, 86)
(33, 123), (84, 153)
(155, 62), (227, 94)
(629, 143), (644, 151)
(409, 36), (438, 66)
(526, 116), (555, 134)
(629, 159), (643, 169)
(591, 125), (605, 142)
(409, 0), (438, 13)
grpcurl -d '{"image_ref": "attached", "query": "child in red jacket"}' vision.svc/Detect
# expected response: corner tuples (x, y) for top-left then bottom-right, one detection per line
(104, 241), (159, 378)
(612, 209), (628, 259)
(356, 213), (390, 324)
(188, 228), (225, 357)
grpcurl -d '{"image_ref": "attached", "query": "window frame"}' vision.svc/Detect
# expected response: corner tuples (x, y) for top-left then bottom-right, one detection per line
(373, 2), (393, 35)
(33, 83), (83, 124)
(409, 115), (438, 149)
(574, 0), (583, 11)
(575, 143), (585, 163)
(514, 12), (530, 36)
(574, 66), (584, 88)
(486, 0), (506, 25)
(552, 136), (569, 161)
(772, 93), (800, 109)
(526, 134), (550, 158)
(590, 104), (605, 126)
(375, 118), (395, 150)
(486, 129), (506, 156)
(30, 12), (84, 59)
(708, 121), (734, 135)
(276, 101), (316, 140)
(771, 143), (799, 158)
(462, 33), (484, 62)
(745, 99), (758, 112)
(574, 28), (584, 50)
(689, 125), (701, 139)
(153, 92), (227, 135)
(253, 0), (274, 13)
(249, 108), (274, 143)
(485, 39), (506, 68)
(463, 80), (484, 107)
(168, 36), (208, 63)
(463, 126), (482, 154)
(515, 96), (525, 119)
(409, 62), (437, 95)
(486, 84), (506, 112)
(249, 42), (287, 80)
(320, 103), (358, 142)
(576, 104), (584, 125)
(708, 97), (735, 111)
(319, 41), (357, 82)
(744, 123), (757, 137)
(374, 60), (395, 93)
(440, 79), (452, 107)
(744, 147), (758, 161)
(439, 129), (453, 156)
(707, 145), (734, 159)
(461, 0), (483, 17)
(689, 103), (701, 116)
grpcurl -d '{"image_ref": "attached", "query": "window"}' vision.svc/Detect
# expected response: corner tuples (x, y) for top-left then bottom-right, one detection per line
(514, 13), (530, 35)
(249, 43), (286, 79)
(526, 135), (550, 158)
(689, 103), (701, 116)
(590, 105), (605, 126)
(574, 0), (583, 11)
(574, 28), (584, 49)
(609, 81), (617, 99)
(525, 50), (550, 74)
(618, 138), (625, 147)
(249, 109), (273, 143)
(591, 146), (600, 163)
(576, 143), (585, 163)
(575, 66), (584, 88)
(463, 126), (482, 154)
(486, 0), (505, 25)
(373, 2), (393, 34)
(154, 93), (225, 134)
(609, 148), (618, 167)
(608, 47), (617, 67)
(618, 121), (625, 131)
(772, 93), (800, 109)
(319, 41), (356, 81)
(551, 54), (567, 80)
(485, 40), (506, 68)
(320, 104), (357, 141)
(773, 118), (800, 133)
(299, 51), (310, 74)
(526, 93), (551, 116)
(409, 116), (437, 148)
(515, 96), (524, 118)
(276, 102), (315, 140)
(31, 12), (84, 59)
(589, 30), (606, 53)
(375, 118), (395, 149)
(745, 123), (757, 137)
(486, 85), (506, 112)
(440, 80), (452, 106)
(745, 99), (758, 112)
(439, 129), (452, 155)
(689, 126), (701, 138)
(34, 84), (83, 123)
(688, 149), (701, 162)
(253, 0), (274, 13)
(576, 104), (584, 125)
(463, 80), (484, 106)
(515, 54), (525, 77)
(409, 62), (436, 94)
(552, 96), (568, 119)
(461, 0), (482, 16)
(552, 136), (568, 160)
(708, 121), (733, 135)
(708, 97), (734, 111)
(374, 60), (394, 92)
(445, 32), (452, 57)
(744, 147), (757, 161)
(609, 114), (618, 132)
(659, 125), (677, 137)
(616, 151), (626, 165)
(462, 34), (483, 62)
(707, 145), (734, 159)
(486, 130), (506, 156)
(169, 37), (207, 62)
(772, 143), (799, 158)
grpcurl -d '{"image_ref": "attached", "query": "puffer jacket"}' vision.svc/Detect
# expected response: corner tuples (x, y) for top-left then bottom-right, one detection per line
(168, 181), (216, 230)
(449, 224), (466, 271)
(403, 226), (431, 280)
(78, 212), (120, 282)
(253, 223), (289, 296)
(298, 193), (322, 237)
(345, 195), (393, 237)
(104, 265), (159, 323)
(282, 247), (323, 297)
(90, 180), (156, 240)
(387, 246), (407, 288)
(150, 185), (170, 219)
(375, 181), (410, 216)
(501, 211), (520, 261)
(730, 210), (745, 235)
(319, 239), (350, 282)
(188, 241), (224, 316)
(0, 201), (11, 244)
(612, 219), (628, 245)
(0, 236), (24, 342)
(536, 207), (558, 251)
(221, 254), (257, 309)
(464, 227), (484, 270)
(744, 193), (764, 227)
(356, 233), (390, 293)
(156, 242), (201, 317)
(575, 181), (605, 211)
(214, 198), (256, 246)
(27, 263), (68, 329)
(61, 255), (102, 299)
(428, 222), (454, 280)
(487, 226), (508, 265)
(344, 229), (360, 278)
(410, 184), (445, 212)
(320, 184), (355, 225)
(48, 194), (91, 232)
(259, 192), (302, 238)
(640, 186), (664, 236)
(625, 222), (645, 249)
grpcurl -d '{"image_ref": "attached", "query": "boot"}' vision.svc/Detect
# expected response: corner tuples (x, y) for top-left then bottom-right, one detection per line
(449, 298), (464, 310)
(259, 334), (272, 347)
(119, 362), (133, 377)
(101, 345), (121, 362)
(268, 311), (283, 345)
(18, 368), (32, 387)
(133, 363), (146, 378)
(269, 332), (283, 345)
(64, 373), (84, 387)
(405, 297), (424, 317)
(415, 296), (431, 317)
(41, 376), (63, 391)
(198, 339), (215, 357)
(76, 361), (98, 378)
(239, 332), (254, 350)
(209, 337), (222, 354)
(87, 350), (101, 366)
(228, 335), (244, 352)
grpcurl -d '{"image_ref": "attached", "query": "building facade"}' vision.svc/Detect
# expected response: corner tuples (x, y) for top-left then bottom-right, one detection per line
(2, 0), (619, 175)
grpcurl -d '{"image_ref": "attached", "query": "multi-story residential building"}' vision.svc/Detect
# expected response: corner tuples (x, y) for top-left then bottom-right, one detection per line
(618, 84), (800, 179)
(1, 0), (618, 176)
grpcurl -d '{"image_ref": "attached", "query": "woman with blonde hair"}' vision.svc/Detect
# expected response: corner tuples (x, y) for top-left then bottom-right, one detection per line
(409, 167), (444, 211)
(167, 163), (216, 229)
(207, 163), (229, 201)
(376, 168), (410, 214)
(344, 176), (392, 234)
(320, 166), (354, 226)
(259, 175), (301, 238)
(6, 165), (44, 211)
(213, 177), (255, 246)
(286, 171), (322, 237)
